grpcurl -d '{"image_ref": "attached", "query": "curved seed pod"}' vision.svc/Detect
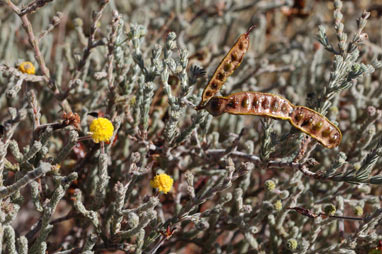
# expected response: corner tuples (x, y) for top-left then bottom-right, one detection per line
(205, 92), (294, 120)
(290, 106), (342, 149)
(204, 92), (342, 149)
(196, 25), (256, 109)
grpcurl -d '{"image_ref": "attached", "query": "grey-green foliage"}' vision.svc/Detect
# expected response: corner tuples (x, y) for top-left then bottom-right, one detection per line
(0, 0), (382, 254)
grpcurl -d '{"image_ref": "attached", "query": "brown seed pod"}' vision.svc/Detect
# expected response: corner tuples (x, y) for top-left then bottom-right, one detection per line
(204, 92), (342, 149)
(196, 25), (256, 110)
(289, 106), (342, 149)
(205, 92), (294, 120)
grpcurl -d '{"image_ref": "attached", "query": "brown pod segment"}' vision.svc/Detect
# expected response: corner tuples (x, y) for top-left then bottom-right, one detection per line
(204, 92), (342, 149)
(289, 106), (342, 149)
(222, 92), (294, 120)
(196, 25), (256, 110)
(205, 96), (229, 116)
(205, 92), (294, 119)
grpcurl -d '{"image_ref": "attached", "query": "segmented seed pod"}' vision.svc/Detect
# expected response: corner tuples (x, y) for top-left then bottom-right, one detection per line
(205, 92), (294, 120)
(289, 106), (342, 149)
(196, 25), (256, 109)
(205, 92), (342, 149)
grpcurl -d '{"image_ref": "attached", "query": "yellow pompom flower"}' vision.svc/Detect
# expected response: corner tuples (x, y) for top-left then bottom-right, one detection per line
(89, 117), (114, 143)
(274, 200), (282, 211)
(150, 173), (174, 194)
(264, 179), (276, 191)
(18, 61), (36, 75)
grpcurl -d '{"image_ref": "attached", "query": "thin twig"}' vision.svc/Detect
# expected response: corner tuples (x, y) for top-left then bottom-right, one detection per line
(6, 0), (73, 113)
(0, 162), (51, 199)
(19, 0), (54, 16)
(75, 0), (110, 74)
(106, 11), (120, 114)
(205, 149), (325, 179)
(38, 11), (63, 40)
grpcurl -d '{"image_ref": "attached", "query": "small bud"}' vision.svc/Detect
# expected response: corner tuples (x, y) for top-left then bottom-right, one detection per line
(329, 106), (339, 115)
(127, 212), (139, 229)
(274, 200), (282, 212)
(359, 33), (368, 41)
(73, 18), (83, 27)
(286, 238), (298, 251)
(241, 205), (252, 214)
(353, 206), (363, 216)
(280, 190), (290, 199)
(351, 63), (361, 74)
(264, 180), (276, 191)
(354, 162), (361, 171)
(249, 226), (259, 234)
(324, 204), (336, 216)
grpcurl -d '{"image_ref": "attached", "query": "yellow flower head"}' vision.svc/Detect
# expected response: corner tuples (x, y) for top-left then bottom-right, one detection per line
(274, 200), (282, 211)
(89, 117), (114, 143)
(150, 173), (174, 194)
(18, 61), (36, 75)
